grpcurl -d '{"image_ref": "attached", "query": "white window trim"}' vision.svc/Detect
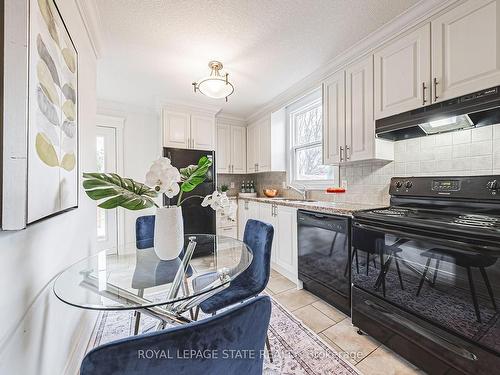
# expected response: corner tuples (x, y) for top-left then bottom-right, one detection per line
(286, 90), (339, 190)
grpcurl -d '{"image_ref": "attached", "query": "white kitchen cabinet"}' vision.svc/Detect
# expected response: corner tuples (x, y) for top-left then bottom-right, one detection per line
(273, 205), (297, 281)
(431, 0), (500, 102)
(191, 115), (215, 150)
(258, 203), (278, 264)
(323, 56), (393, 165)
(322, 70), (345, 165)
(216, 121), (247, 174)
(162, 110), (190, 149)
(237, 200), (259, 240)
(374, 23), (431, 119)
(162, 109), (215, 150)
(246, 114), (285, 173)
(216, 123), (231, 173)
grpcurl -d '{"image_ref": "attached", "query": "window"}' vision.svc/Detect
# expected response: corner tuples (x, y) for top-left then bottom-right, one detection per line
(287, 90), (336, 188)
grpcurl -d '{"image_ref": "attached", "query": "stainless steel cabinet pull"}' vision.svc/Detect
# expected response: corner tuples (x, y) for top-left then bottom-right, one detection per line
(339, 146), (344, 162)
(433, 77), (439, 102)
(244, 201), (248, 210)
(422, 82), (427, 105)
(346, 145), (350, 160)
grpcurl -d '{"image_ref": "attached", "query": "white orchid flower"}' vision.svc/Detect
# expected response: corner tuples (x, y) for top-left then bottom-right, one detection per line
(145, 157), (181, 195)
(201, 191), (237, 220)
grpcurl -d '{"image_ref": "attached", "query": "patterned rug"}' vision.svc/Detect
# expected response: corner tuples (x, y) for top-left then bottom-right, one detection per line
(87, 296), (360, 374)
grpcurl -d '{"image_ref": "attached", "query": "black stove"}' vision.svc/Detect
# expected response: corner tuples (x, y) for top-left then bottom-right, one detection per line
(351, 175), (500, 375)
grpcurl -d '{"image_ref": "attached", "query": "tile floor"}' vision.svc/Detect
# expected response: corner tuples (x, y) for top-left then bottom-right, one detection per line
(266, 269), (425, 375)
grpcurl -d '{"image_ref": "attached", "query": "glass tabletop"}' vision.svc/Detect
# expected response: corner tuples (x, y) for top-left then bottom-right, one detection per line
(53, 235), (252, 311)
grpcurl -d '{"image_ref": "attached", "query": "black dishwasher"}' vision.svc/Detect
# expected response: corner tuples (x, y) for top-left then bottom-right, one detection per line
(297, 210), (351, 315)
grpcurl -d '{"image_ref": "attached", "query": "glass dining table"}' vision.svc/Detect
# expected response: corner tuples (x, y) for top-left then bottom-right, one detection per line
(53, 234), (252, 330)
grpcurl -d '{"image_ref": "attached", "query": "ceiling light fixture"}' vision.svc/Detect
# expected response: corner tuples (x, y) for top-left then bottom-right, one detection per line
(192, 61), (234, 102)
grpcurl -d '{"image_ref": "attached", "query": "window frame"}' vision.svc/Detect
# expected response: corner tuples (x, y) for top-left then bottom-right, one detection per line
(286, 89), (338, 190)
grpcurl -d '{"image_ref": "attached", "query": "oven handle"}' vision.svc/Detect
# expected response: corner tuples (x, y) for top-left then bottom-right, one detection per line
(364, 300), (478, 361)
(353, 221), (495, 253)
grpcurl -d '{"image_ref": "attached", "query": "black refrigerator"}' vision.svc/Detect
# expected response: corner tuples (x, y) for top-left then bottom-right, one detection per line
(163, 148), (216, 257)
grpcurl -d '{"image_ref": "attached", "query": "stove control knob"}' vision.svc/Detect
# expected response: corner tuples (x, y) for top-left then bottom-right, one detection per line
(395, 181), (403, 188)
(487, 180), (499, 190)
(405, 181), (413, 189)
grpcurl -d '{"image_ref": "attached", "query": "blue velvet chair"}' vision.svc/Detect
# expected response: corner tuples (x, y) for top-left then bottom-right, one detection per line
(192, 219), (274, 359)
(80, 296), (272, 375)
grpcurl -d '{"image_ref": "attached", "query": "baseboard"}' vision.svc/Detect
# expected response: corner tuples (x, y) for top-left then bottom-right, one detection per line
(62, 310), (98, 375)
(271, 263), (299, 286)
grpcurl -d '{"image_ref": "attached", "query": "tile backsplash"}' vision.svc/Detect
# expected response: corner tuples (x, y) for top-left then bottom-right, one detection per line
(218, 124), (500, 206)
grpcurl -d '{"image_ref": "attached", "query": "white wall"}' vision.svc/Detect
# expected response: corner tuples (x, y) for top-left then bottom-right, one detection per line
(0, 1), (97, 374)
(97, 100), (161, 251)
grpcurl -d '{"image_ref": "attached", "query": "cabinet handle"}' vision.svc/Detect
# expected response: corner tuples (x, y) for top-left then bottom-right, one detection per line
(433, 77), (439, 102)
(244, 201), (249, 210)
(339, 146), (344, 162)
(422, 82), (427, 105)
(346, 145), (350, 160)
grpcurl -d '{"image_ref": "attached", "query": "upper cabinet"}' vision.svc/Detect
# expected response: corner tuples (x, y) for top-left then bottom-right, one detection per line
(375, 0), (500, 119)
(162, 109), (215, 150)
(215, 119), (246, 174)
(323, 56), (393, 165)
(431, 0), (500, 102)
(374, 24), (431, 119)
(246, 113), (285, 173)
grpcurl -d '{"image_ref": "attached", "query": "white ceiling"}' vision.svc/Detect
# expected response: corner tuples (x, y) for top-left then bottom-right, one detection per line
(96, 0), (421, 118)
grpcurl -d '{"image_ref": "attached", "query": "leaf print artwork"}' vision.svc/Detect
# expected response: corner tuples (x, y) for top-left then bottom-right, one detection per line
(35, 132), (59, 167)
(37, 86), (59, 126)
(37, 34), (60, 87)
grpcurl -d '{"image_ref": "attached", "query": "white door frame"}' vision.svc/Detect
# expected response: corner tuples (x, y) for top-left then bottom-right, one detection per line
(96, 114), (125, 253)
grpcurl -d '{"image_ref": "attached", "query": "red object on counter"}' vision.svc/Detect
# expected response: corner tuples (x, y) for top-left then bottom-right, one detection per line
(326, 187), (345, 193)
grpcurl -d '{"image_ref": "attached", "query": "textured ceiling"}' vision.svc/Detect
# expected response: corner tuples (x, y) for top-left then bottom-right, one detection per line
(96, 0), (421, 117)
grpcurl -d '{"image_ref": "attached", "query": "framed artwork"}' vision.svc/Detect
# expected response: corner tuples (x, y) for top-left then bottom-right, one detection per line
(27, 0), (78, 223)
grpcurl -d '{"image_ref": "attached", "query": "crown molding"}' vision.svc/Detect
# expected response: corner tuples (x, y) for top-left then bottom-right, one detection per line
(215, 112), (247, 126)
(75, 0), (104, 58)
(245, 0), (460, 123)
(155, 98), (222, 116)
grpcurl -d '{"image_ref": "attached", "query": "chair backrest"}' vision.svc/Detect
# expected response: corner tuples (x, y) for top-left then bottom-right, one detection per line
(80, 296), (272, 375)
(236, 219), (274, 294)
(135, 215), (155, 249)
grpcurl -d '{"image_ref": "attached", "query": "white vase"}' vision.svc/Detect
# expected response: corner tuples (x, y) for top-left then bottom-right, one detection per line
(154, 206), (184, 260)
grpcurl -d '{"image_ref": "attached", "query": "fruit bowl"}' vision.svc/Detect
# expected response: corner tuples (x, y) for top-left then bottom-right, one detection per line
(263, 189), (278, 198)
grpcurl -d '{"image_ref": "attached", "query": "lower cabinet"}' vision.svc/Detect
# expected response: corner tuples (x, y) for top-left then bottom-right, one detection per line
(238, 199), (298, 283)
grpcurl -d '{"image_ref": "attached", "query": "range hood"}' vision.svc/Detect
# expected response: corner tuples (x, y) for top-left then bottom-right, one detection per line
(376, 86), (500, 141)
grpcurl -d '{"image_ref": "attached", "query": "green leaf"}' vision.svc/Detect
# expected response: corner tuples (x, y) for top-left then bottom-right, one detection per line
(179, 156), (212, 192)
(82, 172), (158, 210)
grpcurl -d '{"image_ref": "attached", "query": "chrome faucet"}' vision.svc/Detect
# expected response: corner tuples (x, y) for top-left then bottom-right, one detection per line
(287, 184), (309, 200)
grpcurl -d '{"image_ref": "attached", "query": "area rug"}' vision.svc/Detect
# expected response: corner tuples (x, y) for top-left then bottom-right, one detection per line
(87, 296), (360, 374)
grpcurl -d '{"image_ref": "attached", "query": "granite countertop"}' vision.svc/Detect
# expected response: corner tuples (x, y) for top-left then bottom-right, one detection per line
(234, 196), (386, 217)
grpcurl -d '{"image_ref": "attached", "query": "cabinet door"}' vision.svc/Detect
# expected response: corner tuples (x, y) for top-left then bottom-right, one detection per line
(275, 206), (297, 279)
(374, 24), (431, 119)
(163, 110), (190, 148)
(246, 123), (257, 173)
(432, 0), (500, 102)
(345, 56), (374, 162)
(216, 123), (231, 173)
(259, 204), (278, 264)
(322, 70), (345, 164)
(231, 126), (247, 174)
(237, 200), (249, 240)
(191, 115), (215, 150)
(257, 118), (271, 172)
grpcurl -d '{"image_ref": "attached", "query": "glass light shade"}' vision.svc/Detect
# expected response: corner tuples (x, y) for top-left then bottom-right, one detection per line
(418, 114), (473, 135)
(197, 76), (234, 99)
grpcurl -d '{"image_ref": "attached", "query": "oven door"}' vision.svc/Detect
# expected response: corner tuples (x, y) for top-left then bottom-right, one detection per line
(351, 219), (500, 357)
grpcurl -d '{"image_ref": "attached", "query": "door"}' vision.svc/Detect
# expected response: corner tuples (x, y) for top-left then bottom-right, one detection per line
(216, 123), (231, 173)
(322, 70), (345, 164)
(163, 110), (190, 148)
(231, 126), (247, 174)
(275, 206), (297, 278)
(259, 203), (278, 264)
(345, 55), (374, 162)
(191, 115), (215, 150)
(257, 118), (271, 172)
(246, 123), (257, 173)
(96, 126), (118, 252)
(432, 0), (500, 102)
(351, 219), (500, 359)
(374, 23), (431, 119)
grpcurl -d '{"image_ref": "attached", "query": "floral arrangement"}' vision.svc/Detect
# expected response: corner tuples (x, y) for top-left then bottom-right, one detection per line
(83, 156), (236, 218)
